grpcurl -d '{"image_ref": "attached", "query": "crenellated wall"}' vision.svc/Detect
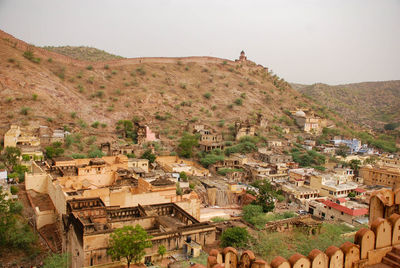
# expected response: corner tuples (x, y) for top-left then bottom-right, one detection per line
(206, 210), (400, 267)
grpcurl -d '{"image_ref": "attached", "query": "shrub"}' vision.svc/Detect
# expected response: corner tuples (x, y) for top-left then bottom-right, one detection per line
(88, 148), (104, 158)
(234, 98), (243, 105)
(217, 168), (243, 176)
(221, 227), (249, 248)
(70, 112), (77, 119)
(23, 50), (41, 63)
(91, 121), (100, 128)
(178, 133), (199, 158)
(211, 217), (227, 222)
(141, 150), (156, 163)
(32, 94), (38, 100)
(203, 92), (212, 99)
(95, 90), (104, 98)
(20, 107), (30, 115)
(10, 185), (19, 195)
(71, 153), (86, 159)
(86, 65), (93, 70)
(136, 67), (146, 75)
(104, 64), (109, 69)
(77, 84), (85, 93)
(200, 153), (224, 168)
(179, 172), (188, 182)
(225, 141), (257, 156)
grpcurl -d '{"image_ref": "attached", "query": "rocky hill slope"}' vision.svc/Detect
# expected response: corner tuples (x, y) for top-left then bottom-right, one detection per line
(292, 81), (400, 130)
(0, 29), (356, 154)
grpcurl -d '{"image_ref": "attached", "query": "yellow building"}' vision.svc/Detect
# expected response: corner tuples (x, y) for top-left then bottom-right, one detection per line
(4, 125), (43, 161)
(359, 165), (400, 187)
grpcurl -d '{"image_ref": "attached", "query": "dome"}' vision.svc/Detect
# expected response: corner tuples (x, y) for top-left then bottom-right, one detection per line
(295, 110), (306, 117)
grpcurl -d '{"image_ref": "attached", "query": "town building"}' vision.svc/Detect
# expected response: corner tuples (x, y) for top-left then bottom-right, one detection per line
(359, 165), (400, 188)
(134, 122), (159, 145)
(267, 140), (283, 148)
(309, 175), (358, 198)
(128, 158), (149, 173)
(291, 110), (326, 134)
(38, 125), (70, 145)
(234, 120), (255, 140)
(198, 129), (224, 152)
(155, 156), (210, 177)
(4, 125), (44, 161)
(281, 183), (320, 203)
(258, 148), (293, 164)
(64, 198), (216, 267)
(25, 155), (201, 231)
(306, 198), (368, 224)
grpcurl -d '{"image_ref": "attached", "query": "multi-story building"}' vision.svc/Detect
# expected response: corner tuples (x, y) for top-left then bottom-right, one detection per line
(64, 198), (216, 267)
(4, 125), (43, 161)
(359, 165), (400, 187)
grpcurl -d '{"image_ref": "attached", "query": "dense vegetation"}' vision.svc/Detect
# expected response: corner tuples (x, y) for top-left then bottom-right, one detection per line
(251, 223), (362, 261)
(0, 187), (37, 255)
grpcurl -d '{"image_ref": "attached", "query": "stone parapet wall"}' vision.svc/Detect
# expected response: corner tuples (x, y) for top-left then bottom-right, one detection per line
(206, 213), (400, 268)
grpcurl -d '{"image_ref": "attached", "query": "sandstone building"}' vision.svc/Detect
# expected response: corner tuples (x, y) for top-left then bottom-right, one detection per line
(4, 124), (43, 161)
(360, 164), (400, 188)
(291, 110), (326, 134)
(64, 198), (216, 267)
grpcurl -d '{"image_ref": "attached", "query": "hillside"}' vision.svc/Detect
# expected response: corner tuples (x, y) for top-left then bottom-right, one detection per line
(292, 81), (400, 130)
(0, 29), (359, 155)
(42, 46), (124, 61)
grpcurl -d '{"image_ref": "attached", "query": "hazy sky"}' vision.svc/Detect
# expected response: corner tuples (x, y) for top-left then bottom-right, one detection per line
(0, 0), (399, 84)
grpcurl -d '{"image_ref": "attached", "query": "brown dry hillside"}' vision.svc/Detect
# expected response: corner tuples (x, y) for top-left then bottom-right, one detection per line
(0, 29), (350, 152)
(292, 81), (400, 130)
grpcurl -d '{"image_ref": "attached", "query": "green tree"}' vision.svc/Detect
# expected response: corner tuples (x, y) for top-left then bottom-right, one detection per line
(45, 142), (64, 159)
(349, 159), (361, 176)
(177, 133), (198, 158)
(43, 253), (70, 268)
(242, 204), (263, 223)
(0, 187), (36, 250)
(116, 120), (135, 140)
(2, 147), (21, 169)
(107, 225), (152, 267)
(158, 245), (166, 260)
(221, 227), (249, 248)
(336, 145), (348, 158)
(348, 192), (356, 198)
(250, 180), (276, 213)
(141, 150), (156, 163)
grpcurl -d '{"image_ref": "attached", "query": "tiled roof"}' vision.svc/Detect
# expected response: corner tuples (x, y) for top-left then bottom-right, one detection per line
(321, 200), (368, 216)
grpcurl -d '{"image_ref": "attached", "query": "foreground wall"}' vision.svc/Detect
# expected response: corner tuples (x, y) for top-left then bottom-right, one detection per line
(207, 214), (400, 268)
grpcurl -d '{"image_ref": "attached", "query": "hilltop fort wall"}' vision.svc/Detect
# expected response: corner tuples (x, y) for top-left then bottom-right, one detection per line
(0, 30), (236, 68)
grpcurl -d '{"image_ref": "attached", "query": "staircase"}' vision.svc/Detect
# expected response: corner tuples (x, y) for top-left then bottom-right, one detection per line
(382, 245), (400, 268)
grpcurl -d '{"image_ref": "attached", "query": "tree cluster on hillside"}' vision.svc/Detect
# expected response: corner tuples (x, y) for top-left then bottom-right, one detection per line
(246, 180), (281, 213)
(0, 187), (37, 255)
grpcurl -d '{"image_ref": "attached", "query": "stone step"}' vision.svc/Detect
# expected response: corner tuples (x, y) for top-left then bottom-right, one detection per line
(386, 252), (400, 263)
(382, 257), (400, 268)
(393, 245), (400, 255)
